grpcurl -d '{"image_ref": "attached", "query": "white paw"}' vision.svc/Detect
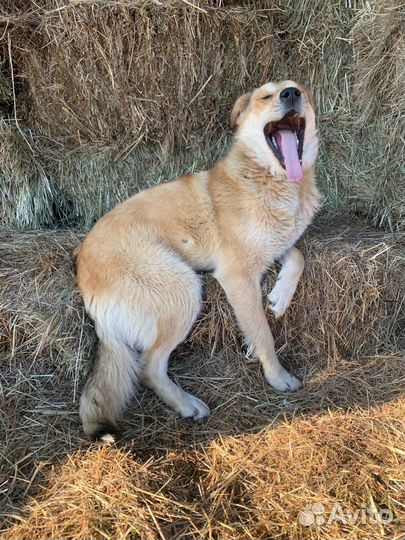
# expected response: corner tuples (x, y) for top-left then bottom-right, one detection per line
(267, 278), (296, 318)
(176, 392), (211, 421)
(265, 367), (302, 392)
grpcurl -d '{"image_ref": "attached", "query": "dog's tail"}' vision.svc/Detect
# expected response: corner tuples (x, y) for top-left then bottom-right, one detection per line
(79, 339), (140, 441)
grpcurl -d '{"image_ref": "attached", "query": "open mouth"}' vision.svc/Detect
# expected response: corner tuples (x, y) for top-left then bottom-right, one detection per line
(264, 112), (305, 181)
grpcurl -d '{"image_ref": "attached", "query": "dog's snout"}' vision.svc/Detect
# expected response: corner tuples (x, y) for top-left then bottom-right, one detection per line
(280, 87), (301, 108)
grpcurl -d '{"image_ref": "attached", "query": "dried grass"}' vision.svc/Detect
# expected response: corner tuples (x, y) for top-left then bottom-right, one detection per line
(1, 216), (404, 539)
(2, 398), (404, 539)
(1, 2), (405, 537)
(1, 0), (351, 148)
(1, 0), (404, 229)
(343, 0), (405, 230)
(1, 215), (404, 383)
(0, 119), (228, 227)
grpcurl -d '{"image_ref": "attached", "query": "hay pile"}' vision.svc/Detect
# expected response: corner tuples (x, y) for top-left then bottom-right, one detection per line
(2, 398), (404, 539)
(1, 0), (404, 229)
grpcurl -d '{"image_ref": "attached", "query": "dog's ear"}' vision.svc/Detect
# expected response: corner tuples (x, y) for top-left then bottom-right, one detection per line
(230, 92), (252, 130)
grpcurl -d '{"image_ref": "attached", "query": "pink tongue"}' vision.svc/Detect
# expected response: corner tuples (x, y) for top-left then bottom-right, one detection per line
(275, 130), (303, 181)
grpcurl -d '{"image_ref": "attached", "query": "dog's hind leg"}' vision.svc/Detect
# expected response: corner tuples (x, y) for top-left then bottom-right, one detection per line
(78, 230), (211, 433)
(268, 246), (305, 318)
(141, 272), (210, 421)
(142, 339), (210, 421)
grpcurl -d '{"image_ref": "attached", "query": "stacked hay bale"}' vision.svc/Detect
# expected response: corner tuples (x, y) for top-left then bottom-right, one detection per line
(1, 0), (403, 230)
(1, 215), (404, 381)
(1, 1), (405, 539)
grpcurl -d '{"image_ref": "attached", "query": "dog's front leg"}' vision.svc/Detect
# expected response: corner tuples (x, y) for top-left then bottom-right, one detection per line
(215, 263), (302, 392)
(268, 246), (305, 318)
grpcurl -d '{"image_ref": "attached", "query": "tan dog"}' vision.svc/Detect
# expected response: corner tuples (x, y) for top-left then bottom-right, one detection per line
(76, 80), (320, 438)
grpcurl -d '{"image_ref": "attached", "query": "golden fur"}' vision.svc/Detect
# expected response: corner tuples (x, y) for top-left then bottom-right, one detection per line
(76, 80), (320, 437)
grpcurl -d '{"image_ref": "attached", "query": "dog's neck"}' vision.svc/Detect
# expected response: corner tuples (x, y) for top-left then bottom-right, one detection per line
(219, 140), (314, 192)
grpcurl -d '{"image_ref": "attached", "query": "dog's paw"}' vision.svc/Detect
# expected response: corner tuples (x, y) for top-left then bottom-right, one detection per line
(177, 393), (211, 421)
(267, 279), (296, 318)
(265, 367), (302, 392)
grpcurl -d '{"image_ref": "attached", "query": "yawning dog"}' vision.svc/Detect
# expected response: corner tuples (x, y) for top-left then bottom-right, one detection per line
(75, 80), (320, 438)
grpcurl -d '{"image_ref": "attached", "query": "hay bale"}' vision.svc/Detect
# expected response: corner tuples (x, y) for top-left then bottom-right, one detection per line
(1, 446), (169, 540)
(1, 216), (404, 535)
(0, 227), (92, 378)
(1, 0), (379, 230)
(1, 0), (403, 229)
(316, 0), (405, 231)
(199, 397), (405, 540)
(2, 1), (351, 148)
(1, 215), (404, 380)
(0, 119), (54, 228)
(0, 122), (228, 228)
(2, 397), (404, 539)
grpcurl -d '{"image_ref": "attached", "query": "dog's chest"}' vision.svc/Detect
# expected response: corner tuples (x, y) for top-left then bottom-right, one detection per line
(242, 189), (315, 263)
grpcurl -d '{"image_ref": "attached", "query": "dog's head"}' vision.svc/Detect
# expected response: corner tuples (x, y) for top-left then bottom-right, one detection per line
(230, 81), (318, 181)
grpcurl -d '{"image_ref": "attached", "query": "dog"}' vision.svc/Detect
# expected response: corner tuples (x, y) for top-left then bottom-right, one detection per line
(75, 80), (320, 438)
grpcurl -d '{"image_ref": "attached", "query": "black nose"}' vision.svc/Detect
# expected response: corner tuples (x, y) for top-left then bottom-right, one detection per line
(280, 87), (302, 108)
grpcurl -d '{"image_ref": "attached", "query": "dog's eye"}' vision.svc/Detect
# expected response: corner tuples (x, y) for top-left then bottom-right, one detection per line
(261, 94), (273, 100)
